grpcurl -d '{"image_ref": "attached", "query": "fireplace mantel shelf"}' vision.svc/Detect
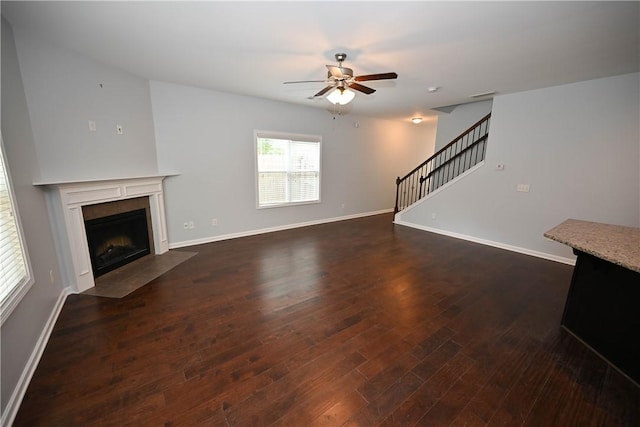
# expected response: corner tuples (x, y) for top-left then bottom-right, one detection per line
(33, 173), (179, 187)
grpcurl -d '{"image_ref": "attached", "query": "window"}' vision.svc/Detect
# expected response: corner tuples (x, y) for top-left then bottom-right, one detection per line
(255, 131), (321, 208)
(1, 139), (32, 324)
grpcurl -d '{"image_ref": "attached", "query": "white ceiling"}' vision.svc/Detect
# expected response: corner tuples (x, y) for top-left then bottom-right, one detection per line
(2, 1), (639, 122)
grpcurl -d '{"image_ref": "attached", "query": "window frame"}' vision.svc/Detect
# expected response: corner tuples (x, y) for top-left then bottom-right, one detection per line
(254, 130), (322, 209)
(0, 136), (34, 325)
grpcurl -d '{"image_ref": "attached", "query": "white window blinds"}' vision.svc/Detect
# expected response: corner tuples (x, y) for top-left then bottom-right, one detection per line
(1, 142), (31, 324)
(256, 132), (321, 208)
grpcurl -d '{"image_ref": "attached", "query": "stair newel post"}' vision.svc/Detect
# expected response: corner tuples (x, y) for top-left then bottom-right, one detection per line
(394, 177), (401, 214)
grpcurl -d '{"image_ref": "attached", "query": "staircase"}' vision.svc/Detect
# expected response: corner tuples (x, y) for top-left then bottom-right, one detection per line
(394, 113), (491, 213)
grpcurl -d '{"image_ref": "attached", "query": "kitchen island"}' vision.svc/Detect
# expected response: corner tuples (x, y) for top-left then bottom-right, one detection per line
(545, 219), (640, 385)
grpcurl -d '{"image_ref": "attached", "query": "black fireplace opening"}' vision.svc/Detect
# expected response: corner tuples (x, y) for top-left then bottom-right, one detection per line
(85, 208), (151, 278)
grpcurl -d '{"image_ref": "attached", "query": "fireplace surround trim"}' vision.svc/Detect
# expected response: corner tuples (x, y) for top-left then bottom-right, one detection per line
(35, 175), (173, 293)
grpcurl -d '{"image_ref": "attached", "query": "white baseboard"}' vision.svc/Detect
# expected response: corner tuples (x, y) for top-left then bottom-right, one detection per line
(169, 209), (394, 249)
(2, 288), (70, 427)
(394, 219), (576, 266)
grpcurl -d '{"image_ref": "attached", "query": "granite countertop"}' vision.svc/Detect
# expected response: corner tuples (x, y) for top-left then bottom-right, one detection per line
(544, 219), (640, 273)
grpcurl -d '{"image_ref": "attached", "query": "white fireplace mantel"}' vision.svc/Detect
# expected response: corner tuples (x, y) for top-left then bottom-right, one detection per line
(35, 175), (173, 293)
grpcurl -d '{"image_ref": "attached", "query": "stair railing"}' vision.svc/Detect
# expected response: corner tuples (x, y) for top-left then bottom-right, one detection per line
(394, 113), (491, 213)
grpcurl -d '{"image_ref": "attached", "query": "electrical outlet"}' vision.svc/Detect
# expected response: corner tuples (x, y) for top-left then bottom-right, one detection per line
(517, 184), (530, 193)
(116, 124), (124, 135)
(431, 213), (437, 219)
(188, 221), (195, 229)
(49, 269), (55, 284)
(495, 163), (504, 171)
(183, 222), (189, 229)
(88, 120), (97, 132)
(211, 218), (218, 226)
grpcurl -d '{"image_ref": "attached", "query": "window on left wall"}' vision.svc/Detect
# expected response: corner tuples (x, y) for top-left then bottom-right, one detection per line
(1, 138), (33, 325)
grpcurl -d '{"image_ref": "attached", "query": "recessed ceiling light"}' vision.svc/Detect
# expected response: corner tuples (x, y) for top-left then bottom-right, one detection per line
(411, 117), (423, 124)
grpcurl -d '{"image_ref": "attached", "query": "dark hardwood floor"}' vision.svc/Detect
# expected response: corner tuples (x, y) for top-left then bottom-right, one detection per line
(14, 213), (639, 426)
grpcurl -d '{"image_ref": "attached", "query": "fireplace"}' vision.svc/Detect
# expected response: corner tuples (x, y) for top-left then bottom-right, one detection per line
(84, 208), (151, 277)
(35, 175), (172, 292)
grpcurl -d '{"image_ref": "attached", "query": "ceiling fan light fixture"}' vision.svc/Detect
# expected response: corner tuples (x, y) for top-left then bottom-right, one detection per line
(327, 87), (355, 105)
(411, 117), (423, 124)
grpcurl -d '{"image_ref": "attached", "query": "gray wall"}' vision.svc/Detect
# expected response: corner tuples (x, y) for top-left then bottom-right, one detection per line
(398, 73), (640, 261)
(1, 18), (63, 418)
(11, 25), (159, 182)
(151, 81), (436, 245)
(434, 100), (493, 151)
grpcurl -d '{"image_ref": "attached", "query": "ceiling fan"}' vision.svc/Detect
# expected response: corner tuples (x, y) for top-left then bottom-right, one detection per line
(284, 53), (398, 105)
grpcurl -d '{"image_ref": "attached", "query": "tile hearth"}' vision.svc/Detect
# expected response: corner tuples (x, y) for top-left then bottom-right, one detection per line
(82, 250), (196, 298)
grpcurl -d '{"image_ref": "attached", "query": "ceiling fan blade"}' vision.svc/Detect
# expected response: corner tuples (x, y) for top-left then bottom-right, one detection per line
(354, 72), (398, 82)
(313, 85), (334, 97)
(283, 80), (328, 84)
(348, 82), (376, 95)
(326, 65), (354, 79)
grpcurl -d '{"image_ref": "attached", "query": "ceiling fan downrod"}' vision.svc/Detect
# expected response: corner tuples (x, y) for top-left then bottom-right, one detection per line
(335, 52), (347, 64)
